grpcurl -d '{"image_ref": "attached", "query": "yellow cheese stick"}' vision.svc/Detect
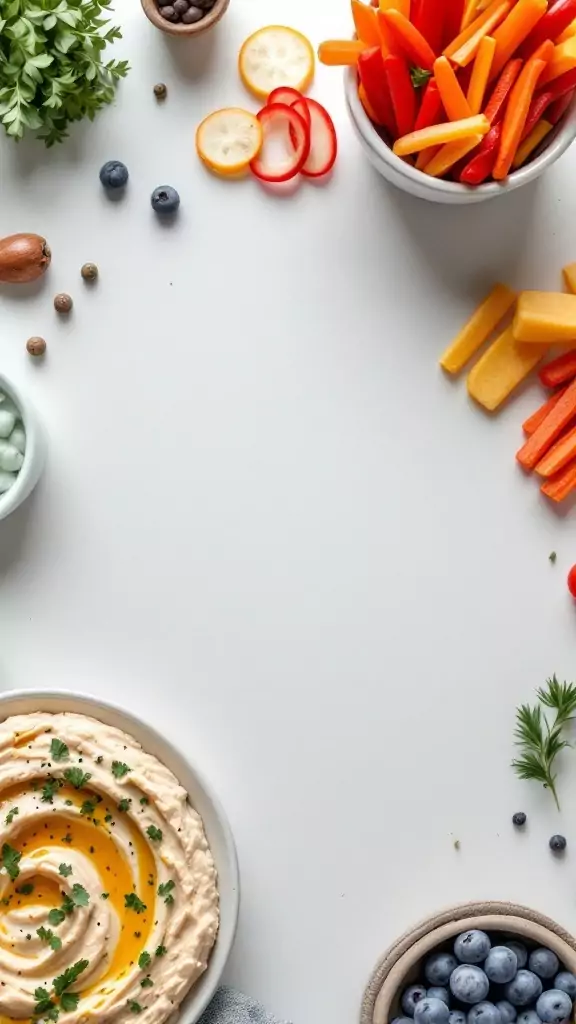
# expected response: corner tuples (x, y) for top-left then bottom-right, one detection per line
(563, 263), (576, 294)
(514, 291), (576, 344)
(467, 326), (548, 411)
(440, 283), (517, 374)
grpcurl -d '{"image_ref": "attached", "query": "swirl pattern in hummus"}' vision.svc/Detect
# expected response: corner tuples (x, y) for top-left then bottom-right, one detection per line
(0, 713), (219, 1024)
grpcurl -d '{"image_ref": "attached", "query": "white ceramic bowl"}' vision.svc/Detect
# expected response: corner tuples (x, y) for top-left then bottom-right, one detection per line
(0, 374), (46, 521)
(345, 68), (576, 204)
(0, 689), (240, 1024)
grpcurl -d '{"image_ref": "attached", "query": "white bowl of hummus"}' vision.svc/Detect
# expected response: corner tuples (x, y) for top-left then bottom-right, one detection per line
(0, 690), (239, 1024)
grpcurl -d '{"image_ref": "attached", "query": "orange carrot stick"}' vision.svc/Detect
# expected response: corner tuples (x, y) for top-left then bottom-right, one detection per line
(535, 423), (576, 476)
(434, 56), (473, 118)
(444, 0), (511, 62)
(319, 40), (369, 65)
(352, 0), (382, 45)
(461, 0), (481, 31)
(493, 55), (547, 179)
(416, 146), (440, 169)
(393, 113), (490, 154)
(380, 8), (437, 68)
(379, 0), (410, 18)
(490, 0), (548, 79)
(424, 133), (483, 175)
(539, 36), (576, 85)
(516, 375), (576, 469)
(522, 388), (568, 435)
(541, 458), (576, 501)
(467, 35), (497, 111)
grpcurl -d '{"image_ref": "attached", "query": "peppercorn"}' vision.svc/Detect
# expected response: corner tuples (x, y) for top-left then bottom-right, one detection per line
(26, 336), (46, 357)
(54, 293), (73, 314)
(154, 83), (167, 100)
(81, 262), (98, 282)
(512, 812), (526, 827)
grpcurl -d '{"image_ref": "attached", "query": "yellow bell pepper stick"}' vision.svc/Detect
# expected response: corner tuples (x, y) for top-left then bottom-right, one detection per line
(512, 119), (553, 167)
(379, 0), (410, 18)
(467, 35), (497, 112)
(424, 133), (484, 177)
(439, 283), (517, 375)
(539, 35), (576, 85)
(490, 0), (548, 79)
(393, 114), (490, 155)
(434, 56), (473, 119)
(461, 0), (481, 31)
(557, 18), (576, 44)
(445, 0), (511, 64)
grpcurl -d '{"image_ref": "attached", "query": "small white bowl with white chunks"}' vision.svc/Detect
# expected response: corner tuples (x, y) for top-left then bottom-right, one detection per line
(0, 373), (46, 521)
(362, 903), (576, 1024)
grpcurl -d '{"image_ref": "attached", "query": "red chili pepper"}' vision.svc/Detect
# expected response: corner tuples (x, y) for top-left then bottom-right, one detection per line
(383, 53), (417, 136)
(483, 59), (523, 124)
(548, 88), (576, 123)
(519, 0), (576, 58)
(536, 66), (576, 102)
(414, 79), (443, 131)
(522, 91), (554, 139)
(413, 0), (446, 54)
(358, 47), (397, 136)
(459, 122), (503, 184)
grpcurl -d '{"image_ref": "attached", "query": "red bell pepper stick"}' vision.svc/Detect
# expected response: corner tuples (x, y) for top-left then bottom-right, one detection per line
(539, 351), (576, 388)
(536, 65), (576, 101)
(413, 0), (446, 55)
(548, 87), (576, 122)
(383, 54), (417, 136)
(522, 90), (554, 138)
(459, 122), (503, 183)
(414, 78), (444, 130)
(443, 0), (466, 51)
(519, 0), (576, 58)
(483, 58), (523, 122)
(358, 47), (397, 136)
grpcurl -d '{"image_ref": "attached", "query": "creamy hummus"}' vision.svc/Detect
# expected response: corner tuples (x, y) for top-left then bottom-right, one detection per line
(0, 713), (219, 1024)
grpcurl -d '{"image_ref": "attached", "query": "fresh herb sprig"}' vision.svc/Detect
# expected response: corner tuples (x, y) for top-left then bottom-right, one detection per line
(512, 675), (576, 810)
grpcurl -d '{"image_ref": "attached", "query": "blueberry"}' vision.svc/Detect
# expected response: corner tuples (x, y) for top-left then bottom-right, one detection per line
(554, 973), (576, 999)
(414, 998), (450, 1024)
(450, 966), (490, 1005)
(529, 950), (560, 980)
(151, 185), (180, 215)
(549, 835), (567, 852)
(536, 991), (573, 1024)
(504, 943), (528, 970)
(516, 1012), (541, 1024)
(485, 947), (518, 984)
(505, 972), (543, 1007)
(99, 160), (128, 189)
(428, 989), (450, 1006)
(467, 1002), (502, 1024)
(426, 954), (459, 986)
(513, 813), (527, 827)
(455, 932), (492, 965)
(450, 1014), (467, 1024)
(402, 986), (428, 1017)
(496, 1002), (517, 1024)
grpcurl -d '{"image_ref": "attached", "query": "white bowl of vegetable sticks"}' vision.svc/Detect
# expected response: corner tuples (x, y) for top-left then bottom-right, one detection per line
(0, 373), (46, 521)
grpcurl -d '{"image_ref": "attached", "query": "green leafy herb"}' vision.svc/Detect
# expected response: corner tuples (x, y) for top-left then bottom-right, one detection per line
(138, 951), (151, 970)
(146, 826), (162, 842)
(139, 797), (149, 806)
(59, 864), (72, 878)
(512, 675), (576, 809)
(69, 883), (89, 908)
(157, 880), (175, 906)
(60, 993), (80, 1014)
(42, 778), (62, 803)
(100, 892), (109, 900)
(2, 843), (21, 880)
(37, 927), (62, 952)
(118, 798), (131, 813)
(155, 945), (167, 958)
(50, 739), (69, 762)
(410, 66), (432, 89)
(0, 0), (129, 146)
(16, 883), (34, 895)
(80, 799), (97, 817)
(53, 959), (89, 996)
(111, 761), (131, 779)
(62, 833), (73, 844)
(5, 806), (19, 826)
(124, 892), (146, 914)
(34, 986), (58, 1020)
(549, 551), (557, 564)
(104, 814), (113, 823)
(141, 977), (153, 988)
(128, 1001), (143, 1014)
(48, 908), (66, 927)
(63, 768), (91, 790)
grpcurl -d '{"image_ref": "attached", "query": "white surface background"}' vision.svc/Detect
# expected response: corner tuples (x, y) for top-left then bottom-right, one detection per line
(1, 2), (576, 1022)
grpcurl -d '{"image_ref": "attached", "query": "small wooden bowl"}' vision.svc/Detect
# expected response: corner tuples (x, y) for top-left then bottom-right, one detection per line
(361, 901), (576, 1024)
(141, 0), (230, 36)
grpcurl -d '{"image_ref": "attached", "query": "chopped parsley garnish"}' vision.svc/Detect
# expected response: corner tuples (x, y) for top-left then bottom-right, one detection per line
(59, 864), (73, 878)
(157, 880), (175, 906)
(5, 807), (18, 826)
(138, 951), (151, 969)
(104, 814), (113, 823)
(62, 833), (73, 844)
(64, 799), (73, 807)
(63, 767), (92, 790)
(139, 797), (149, 805)
(2, 843), (21, 880)
(549, 551), (558, 564)
(48, 908), (66, 927)
(60, 993), (80, 1013)
(146, 826), (162, 842)
(53, 959), (89, 996)
(16, 883), (34, 895)
(50, 739), (69, 763)
(34, 987), (59, 1020)
(118, 798), (131, 812)
(155, 945), (167, 958)
(124, 892), (146, 914)
(100, 892), (109, 900)
(112, 760), (131, 779)
(69, 883), (90, 908)
(128, 1001), (143, 1014)
(37, 927), (62, 952)
(42, 778), (63, 804)
(141, 977), (153, 988)
(80, 798), (97, 817)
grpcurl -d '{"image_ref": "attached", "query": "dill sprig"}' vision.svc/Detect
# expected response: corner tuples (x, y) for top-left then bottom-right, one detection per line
(512, 675), (576, 810)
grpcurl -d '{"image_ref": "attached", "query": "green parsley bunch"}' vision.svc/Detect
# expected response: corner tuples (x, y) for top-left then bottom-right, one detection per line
(0, 0), (129, 146)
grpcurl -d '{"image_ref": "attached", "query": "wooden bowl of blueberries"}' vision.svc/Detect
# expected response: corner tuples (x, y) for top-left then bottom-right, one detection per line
(141, 0), (229, 35)
(361, 903), (576, 1024)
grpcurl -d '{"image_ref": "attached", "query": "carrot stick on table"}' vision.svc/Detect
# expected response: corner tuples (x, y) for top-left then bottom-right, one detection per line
(539, 351), (576, 387)
(319, 40), (369, 65)
(516, 375), (576, 469)
(467, 35), (497, 110)
(380, 8), (437, 68)
(351, 0), (382, 45)
(490, 0), (548, 79)
(444, 0), (511, 64)
(541, 458), (576, 501)
(434, 56), (473, 117)
(535, 423), (576, 476)
(522, 388), (568, 435)
(484, 57), (523, 121)
(493, 54), (548, 179)
(393, 114), (490, 155)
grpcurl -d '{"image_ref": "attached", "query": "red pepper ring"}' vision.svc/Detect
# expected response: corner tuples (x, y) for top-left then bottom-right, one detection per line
(267, 87), (311, 130)
(250, 104), (310, 183)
